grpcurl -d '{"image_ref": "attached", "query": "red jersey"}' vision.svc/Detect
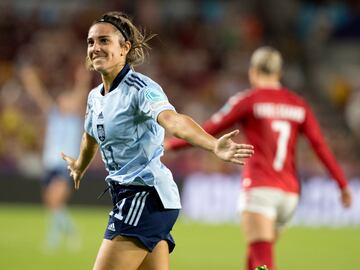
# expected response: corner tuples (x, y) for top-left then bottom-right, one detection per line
(168, 87), (348, 194)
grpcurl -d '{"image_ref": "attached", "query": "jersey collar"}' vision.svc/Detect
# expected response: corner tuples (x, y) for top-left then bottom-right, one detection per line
(100, 64), (131, 95)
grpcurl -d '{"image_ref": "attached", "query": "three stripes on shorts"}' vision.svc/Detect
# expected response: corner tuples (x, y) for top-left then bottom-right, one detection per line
(111, 191), (150, 227)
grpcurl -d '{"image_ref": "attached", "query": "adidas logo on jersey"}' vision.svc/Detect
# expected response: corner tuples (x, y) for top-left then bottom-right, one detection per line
(107, 223), (115, 231)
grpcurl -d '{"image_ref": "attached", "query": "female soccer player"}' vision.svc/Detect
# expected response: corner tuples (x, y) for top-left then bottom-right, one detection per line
(20, 64), (90, 251)
(62, 11), (254, 270)
(166, 46), (353, 270)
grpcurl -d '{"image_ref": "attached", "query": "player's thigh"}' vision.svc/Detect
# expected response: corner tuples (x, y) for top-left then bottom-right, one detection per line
(93, 236), (148, 270)
(241, 211), (275, 243)
(45, 177), (71, 208)
(138, 240), (170, 270)
(274, 192), (299, 239)
(238, 188), (280, 243)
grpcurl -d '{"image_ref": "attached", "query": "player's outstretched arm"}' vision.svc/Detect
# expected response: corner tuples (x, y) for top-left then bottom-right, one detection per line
(62, 132), (98, 190)
(158, 110), (254, 165)
(19, 65), (53, 114)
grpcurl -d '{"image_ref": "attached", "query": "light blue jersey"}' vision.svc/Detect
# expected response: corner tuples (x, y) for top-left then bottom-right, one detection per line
(43, 107), (82, 170)
(85, 65), (181, 209)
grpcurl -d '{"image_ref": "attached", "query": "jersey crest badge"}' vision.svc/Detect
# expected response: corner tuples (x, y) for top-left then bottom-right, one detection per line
(97, 124), (106, 142)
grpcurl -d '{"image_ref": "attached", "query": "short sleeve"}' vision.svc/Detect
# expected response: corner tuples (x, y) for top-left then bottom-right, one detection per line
(138, 85), (175, 120)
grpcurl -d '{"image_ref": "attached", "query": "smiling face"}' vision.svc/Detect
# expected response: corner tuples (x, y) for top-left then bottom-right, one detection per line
(87, 23), (130, 75)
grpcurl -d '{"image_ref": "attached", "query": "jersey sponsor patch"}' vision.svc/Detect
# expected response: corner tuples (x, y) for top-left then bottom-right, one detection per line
(144, 89), (167, 102)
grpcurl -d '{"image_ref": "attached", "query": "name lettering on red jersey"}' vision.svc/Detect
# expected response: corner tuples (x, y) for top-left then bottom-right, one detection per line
(253, 103), (305, 123)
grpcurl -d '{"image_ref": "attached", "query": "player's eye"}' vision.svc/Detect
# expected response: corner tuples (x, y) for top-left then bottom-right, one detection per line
(100, 38), (109, 44)
(87, 39), (94, 46)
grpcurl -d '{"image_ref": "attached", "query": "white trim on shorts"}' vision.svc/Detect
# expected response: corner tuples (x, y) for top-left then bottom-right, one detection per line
(237, 187), (299, 228)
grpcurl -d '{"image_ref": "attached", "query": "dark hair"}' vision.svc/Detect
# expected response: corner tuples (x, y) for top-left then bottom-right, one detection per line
(87, 11), (156, 68)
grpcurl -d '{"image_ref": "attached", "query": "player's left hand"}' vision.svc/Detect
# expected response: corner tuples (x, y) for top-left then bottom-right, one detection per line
(214, 130), (254, 165)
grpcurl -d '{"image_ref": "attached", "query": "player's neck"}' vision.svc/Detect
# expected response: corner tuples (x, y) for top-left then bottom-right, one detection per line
(101, 65), (124, 94)
(253, 78), (281, 89)
(102, 78), (112, 94)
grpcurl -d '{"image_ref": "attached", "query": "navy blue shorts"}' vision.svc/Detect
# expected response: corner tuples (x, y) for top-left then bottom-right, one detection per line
(43, 167), (72, 187)
(104, 183), (179, 253)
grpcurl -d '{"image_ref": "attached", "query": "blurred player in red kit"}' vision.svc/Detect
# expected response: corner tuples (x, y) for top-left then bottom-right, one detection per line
(166, 46), (353, 270)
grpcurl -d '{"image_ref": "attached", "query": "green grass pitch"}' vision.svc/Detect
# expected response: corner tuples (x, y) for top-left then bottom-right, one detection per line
(0, 204), (359, 270)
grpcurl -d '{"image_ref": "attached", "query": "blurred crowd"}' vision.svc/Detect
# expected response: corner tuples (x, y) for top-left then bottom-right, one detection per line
(0, 0), (360, 181)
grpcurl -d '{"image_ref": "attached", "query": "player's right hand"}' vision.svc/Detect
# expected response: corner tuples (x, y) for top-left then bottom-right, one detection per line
(61, 152), (83, 190)
(214, 130), (254, 165)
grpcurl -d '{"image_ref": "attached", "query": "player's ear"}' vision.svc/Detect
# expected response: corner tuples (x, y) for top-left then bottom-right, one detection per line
(120, 40), (131, 56)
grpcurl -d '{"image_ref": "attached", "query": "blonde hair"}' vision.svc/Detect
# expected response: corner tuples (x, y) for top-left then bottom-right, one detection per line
(250, 46), (282, 75)
(86, 11), (155, 69)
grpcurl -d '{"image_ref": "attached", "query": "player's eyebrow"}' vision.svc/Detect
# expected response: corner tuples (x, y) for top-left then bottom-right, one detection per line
(87, 35), (112, 41)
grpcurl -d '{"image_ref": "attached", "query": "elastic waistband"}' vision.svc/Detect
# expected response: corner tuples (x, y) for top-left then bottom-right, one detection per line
(108, 181), (154, 192)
